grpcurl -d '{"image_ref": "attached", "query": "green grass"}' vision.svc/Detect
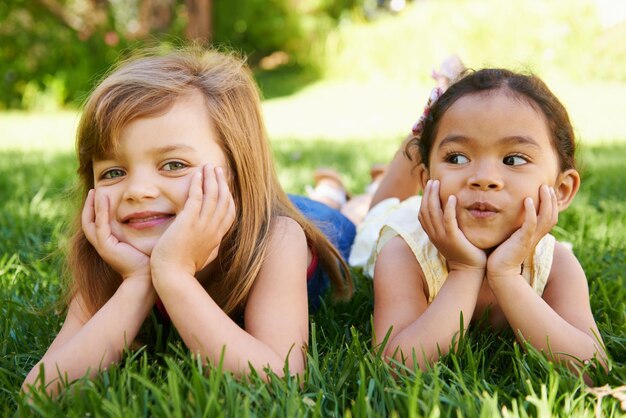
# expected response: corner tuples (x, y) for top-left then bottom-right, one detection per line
(2, 0), (626, 414)
(1, 141), (624, 417)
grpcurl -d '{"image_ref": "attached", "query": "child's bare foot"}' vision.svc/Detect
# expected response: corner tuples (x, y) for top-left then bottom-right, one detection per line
(366, 163), (388, 195)
(306, 168), (348, 210)
(370, 164), (387, 183)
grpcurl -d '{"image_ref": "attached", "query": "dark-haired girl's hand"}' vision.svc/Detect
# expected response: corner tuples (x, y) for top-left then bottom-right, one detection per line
(419, 179), (487, 273)
(150, 164), (236, 278)
(487, 184), (557, 284)
(82, 188), (151, 280)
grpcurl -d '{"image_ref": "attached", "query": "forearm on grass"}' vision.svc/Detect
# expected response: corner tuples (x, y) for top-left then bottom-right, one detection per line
(153, 270), (306, 378)
(385, 270), (483, 369)
(22, 277), (156, 395)
(489, 276), (606, 366)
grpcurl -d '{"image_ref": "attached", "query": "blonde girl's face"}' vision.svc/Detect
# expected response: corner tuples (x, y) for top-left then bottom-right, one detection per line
(92, 91), (228, 255)
(425, 90), (562, 250)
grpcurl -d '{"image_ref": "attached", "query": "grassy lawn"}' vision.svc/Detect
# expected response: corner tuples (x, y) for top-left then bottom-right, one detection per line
(0, 127), (625, 416)
(2, 0), (626, 415)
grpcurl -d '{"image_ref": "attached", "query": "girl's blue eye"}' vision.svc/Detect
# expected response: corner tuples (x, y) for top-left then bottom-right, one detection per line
(162, 161), (188, 171)
(102, 169), (125, 179)
(503, 155), (527, 166)
(446, 154), (469, 164)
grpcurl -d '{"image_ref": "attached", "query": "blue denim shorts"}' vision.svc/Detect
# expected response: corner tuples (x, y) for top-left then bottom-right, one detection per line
(289, 195), (356, 311)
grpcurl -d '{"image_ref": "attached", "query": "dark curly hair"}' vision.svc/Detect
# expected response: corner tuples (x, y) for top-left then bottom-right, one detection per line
(408, 68), (576, 172)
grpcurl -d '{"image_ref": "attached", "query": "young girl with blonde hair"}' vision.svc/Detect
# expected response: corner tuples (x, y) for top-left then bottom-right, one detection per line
(23, 46), (353, 395)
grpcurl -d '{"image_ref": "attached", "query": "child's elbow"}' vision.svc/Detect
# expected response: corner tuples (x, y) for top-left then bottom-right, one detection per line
(262, 355), (305, 379)
(379, 344), (437, 372)
(21, 365), (58, 398)
(21, 364), (44, 393)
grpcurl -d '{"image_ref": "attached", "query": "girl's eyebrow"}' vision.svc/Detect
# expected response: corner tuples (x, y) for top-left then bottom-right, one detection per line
(499, 135), (541, 148)
(150, 143), (197, 155)
(93, 144), (197, 163)
(438, 135), (471, 148)
(438, 135), (540, 148)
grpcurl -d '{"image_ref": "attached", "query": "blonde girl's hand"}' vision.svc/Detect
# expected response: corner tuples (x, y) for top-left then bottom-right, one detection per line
(487, 184), (558, 282)
(82, 188), (151, 280)
(419, 179), (486, 272)
(150, 164), (236, 277)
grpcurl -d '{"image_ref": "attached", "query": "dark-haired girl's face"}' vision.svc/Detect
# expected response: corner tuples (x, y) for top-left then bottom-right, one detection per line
(423, 91), (562, 250)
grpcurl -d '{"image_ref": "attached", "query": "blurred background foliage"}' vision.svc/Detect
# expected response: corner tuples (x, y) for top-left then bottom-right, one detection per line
(0, 0), (363, 110)
(1, 0), (625, 110)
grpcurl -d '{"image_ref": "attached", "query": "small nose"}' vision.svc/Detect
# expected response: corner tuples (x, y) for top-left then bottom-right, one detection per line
(123, 171), (159, 202)
(468, 162), (503, 191)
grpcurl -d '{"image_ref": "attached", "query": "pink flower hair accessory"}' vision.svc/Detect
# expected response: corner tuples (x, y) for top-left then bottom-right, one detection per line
(411, 87), (443, 136)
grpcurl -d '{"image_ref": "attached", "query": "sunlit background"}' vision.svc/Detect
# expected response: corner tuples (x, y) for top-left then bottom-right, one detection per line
(1, 0), (625, 149)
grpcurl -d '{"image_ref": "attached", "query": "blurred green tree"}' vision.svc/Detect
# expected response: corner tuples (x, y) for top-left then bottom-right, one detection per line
(0, 0), (362, 109)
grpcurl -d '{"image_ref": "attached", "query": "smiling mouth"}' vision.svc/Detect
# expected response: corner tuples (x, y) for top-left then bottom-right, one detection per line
(122, 212), (175, 229)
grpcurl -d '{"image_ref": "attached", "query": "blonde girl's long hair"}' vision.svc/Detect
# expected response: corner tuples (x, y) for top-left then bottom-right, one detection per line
(68, 46), (353, 317)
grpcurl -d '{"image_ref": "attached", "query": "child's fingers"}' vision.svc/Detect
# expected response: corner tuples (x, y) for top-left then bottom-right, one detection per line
(517, 197), (537, 243)
(536, 185), (558, 235)
(425, 180), (445, 237)
(418, 180), (435, 232)
(442, 195), (459, 235)
(182, 170), (204, 218)
(94, 189), (113, 244)
(81, 189), (97, 243)
(212, 167), (236, 232)
(199, 164), (219, 220)
(197, 167), (233, 269)
(419, 180), (440, 236)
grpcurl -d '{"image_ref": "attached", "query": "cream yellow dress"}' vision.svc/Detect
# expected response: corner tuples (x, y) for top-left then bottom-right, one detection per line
(349, 196), (555, 302)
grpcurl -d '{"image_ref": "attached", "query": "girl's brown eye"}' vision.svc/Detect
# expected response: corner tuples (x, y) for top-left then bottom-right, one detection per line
(503, 155), (528, 166)
(446, 153), (469, 164)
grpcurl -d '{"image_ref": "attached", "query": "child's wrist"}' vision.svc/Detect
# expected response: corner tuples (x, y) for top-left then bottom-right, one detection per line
(448, 270), (486, 283)
(122, 273), (152, 284)
(119, 275), (156, 300)
(150, 260), (195, 284)
(486, 269), (523, 288)
(447, 261), (486, 275)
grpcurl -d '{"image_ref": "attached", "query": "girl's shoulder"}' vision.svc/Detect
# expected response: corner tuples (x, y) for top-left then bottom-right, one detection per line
(269, 215), (306, 239)
(248, 216), (309, 304)
(550, 240), (584, 275)
(541, 240), (596, 326)
(544, 240), (586, 292)
(266, 216), (308, 256)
